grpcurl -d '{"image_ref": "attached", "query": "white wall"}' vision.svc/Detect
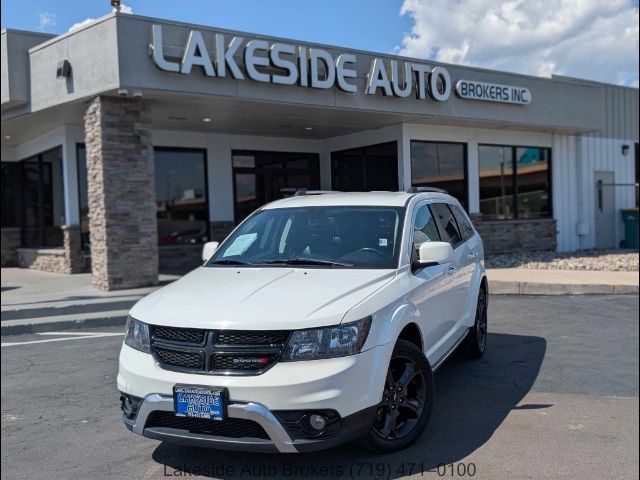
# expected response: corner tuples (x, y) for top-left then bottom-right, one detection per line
(553, 134), (638, 251)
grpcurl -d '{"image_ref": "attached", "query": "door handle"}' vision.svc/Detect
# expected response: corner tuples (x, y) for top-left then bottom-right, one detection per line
(447, 266), (457, 275)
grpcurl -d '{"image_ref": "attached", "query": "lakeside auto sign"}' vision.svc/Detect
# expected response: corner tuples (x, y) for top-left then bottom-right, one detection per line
(150, 24), (531, 106)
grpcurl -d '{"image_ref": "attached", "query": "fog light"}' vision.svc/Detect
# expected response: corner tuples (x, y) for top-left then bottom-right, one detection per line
(120, 394), (142, 419)
(309, 414), (326, 431)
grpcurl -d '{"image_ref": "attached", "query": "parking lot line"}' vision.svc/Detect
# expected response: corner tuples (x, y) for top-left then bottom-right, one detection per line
(1, 332), (122, 347)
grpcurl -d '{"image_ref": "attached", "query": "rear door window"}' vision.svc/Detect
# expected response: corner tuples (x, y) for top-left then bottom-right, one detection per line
(450, 205), (474, 241)
(430, 203), (463, 248)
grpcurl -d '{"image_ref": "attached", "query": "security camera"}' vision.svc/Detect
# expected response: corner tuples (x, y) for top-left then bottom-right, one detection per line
(117, 88), (129, 96)
(132, 91), (143, 100)
(111, 0), (121, 12)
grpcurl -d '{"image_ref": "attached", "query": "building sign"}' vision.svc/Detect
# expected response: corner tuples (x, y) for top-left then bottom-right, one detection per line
(455, 79), (532, 105)
(150, 24), (530, 106)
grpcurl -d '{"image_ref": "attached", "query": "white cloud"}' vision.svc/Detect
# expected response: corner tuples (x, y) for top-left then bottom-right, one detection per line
(118, 3), (133, 14)
(67, 2), (133, 32)
(68, 18), (96, 32)
(396, 0), (639, 86)
(38, 12), (56, 31)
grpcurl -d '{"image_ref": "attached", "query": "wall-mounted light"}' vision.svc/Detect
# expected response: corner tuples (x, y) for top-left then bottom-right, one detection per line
(202, 117), (212, 123)
(621, 144), (630, 156)
(56, 60), (72, 79)
(4, 135), (11, 140)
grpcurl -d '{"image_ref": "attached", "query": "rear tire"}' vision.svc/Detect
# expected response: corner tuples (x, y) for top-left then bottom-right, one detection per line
(360, 340), (434, 453)
(460, 284), (488, 359)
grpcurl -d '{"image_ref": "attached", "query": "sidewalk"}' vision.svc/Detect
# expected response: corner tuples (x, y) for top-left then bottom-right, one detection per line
(1, 268), (179, 335)
(1, 266), (637, 336)
(487, 268), (639, 295)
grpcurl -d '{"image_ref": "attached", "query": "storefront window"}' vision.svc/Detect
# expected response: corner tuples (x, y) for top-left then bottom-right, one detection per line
(478, 146), (514, 220)
(479, 145), (551, 220)
(410, 141), (467, 209)
(516, 147), (551, 218)
(0, 147), (64, 247)
(233, 150), (320, 222)
(331, 142), (398, 192)
(155, 148), (209, 245)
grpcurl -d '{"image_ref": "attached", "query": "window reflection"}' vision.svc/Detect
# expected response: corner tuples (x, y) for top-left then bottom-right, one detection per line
(479, 145), (551, 220)
(411, 141), (467, 209)
(155, 148), (209, 245)
(479, 146), (514, 220)
(516, 147), (551, 219)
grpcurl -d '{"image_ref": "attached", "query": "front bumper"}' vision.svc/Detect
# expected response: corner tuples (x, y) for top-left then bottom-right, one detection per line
(123, 394), (377, 453)
(118, 343), (391, 452)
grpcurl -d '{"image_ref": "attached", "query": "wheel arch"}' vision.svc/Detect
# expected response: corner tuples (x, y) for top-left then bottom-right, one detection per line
(397, 322), (424, 352)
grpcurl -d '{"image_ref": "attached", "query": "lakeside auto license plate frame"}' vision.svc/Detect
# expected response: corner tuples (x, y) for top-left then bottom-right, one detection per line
(173, 385), (228, 421)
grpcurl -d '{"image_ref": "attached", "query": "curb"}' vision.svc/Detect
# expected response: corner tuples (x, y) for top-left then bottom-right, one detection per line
(1, 314), (127, 336)
(489, 280), (639, 295)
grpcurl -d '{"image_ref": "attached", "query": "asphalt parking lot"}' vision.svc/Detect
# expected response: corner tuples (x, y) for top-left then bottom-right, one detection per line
(1, 295), (638, 480)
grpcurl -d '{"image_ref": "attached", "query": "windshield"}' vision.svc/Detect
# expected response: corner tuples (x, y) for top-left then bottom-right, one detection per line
(207, 206), (405, 269)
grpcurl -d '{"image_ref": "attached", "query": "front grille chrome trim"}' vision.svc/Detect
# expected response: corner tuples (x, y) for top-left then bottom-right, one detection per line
(126, 393), (297, 453)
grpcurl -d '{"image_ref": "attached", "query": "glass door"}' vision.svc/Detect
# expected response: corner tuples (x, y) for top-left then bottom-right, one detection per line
(331, 142), (398, 192)
(232, 150), (320, 222)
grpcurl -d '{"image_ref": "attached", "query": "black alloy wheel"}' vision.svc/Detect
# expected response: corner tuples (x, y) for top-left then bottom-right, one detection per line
(361, 340), (434, 453)
(460, 284), (488, 358)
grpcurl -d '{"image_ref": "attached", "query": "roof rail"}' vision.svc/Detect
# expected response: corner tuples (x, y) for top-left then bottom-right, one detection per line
(406, 186), (448, 194)
(280, 188), (338, 197)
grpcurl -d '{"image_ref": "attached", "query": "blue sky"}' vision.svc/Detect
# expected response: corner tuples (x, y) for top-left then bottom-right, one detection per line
(2, 0), (638, 86)
(0, 0), (411, 55)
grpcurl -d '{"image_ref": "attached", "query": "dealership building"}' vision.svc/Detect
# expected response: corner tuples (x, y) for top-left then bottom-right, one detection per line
(1, 12), (638, 290)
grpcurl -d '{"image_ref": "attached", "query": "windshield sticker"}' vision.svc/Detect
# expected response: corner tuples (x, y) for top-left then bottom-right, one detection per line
(379, 238), (388, 247)
(223, 233), (258, 257)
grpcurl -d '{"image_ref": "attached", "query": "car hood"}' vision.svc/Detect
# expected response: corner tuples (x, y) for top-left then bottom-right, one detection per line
(130, 266), (396, 330)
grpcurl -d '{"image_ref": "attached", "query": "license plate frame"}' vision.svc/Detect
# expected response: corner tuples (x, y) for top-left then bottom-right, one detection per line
(173, 385), (227, 421)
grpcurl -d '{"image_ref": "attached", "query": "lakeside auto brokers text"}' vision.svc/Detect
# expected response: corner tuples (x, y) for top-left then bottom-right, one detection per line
(150, 24), (532, 106)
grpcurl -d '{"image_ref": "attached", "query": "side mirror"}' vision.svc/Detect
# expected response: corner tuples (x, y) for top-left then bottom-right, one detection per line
(202, 241), (220, 262)
(415, 241), (453, 267)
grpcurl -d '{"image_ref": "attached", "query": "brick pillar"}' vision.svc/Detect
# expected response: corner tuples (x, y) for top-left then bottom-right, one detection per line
(84, 96), (158, 290)
(62, 225), (86, 273)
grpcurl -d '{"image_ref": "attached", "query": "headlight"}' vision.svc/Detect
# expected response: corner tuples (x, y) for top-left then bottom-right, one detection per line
(124, 316), (151, 353)
(282, 317), (371, 361)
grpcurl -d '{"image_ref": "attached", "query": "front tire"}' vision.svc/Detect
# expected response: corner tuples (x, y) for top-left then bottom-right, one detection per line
(361, 340), (434, 453)
(460, 284), (488, 359)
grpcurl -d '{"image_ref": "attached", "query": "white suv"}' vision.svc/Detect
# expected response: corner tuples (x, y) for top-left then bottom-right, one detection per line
(118, 190), (487, 453)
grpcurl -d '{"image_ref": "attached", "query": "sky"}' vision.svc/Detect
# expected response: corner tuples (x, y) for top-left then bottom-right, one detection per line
(1, 0), (638, 87)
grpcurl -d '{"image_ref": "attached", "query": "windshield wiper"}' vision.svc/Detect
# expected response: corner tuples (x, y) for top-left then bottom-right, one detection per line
(263, 258), (353, 268)
(208, 259), (255, 266)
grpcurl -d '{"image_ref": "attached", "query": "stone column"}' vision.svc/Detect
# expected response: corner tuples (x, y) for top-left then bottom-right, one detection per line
(84, 96), (158, 291)
(62, 225), (86, 273)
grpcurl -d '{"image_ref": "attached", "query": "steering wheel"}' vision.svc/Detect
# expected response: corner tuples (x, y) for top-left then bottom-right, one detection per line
(354, 247), (388, 260)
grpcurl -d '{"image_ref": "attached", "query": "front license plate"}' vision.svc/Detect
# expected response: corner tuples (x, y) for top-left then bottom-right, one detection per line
(173, 385), (225, 421)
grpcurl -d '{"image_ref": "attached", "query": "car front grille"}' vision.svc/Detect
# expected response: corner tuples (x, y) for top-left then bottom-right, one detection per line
(145, 411), (269, 439)
(155, 347), (204, 370)
(149, 325), (291, 375)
